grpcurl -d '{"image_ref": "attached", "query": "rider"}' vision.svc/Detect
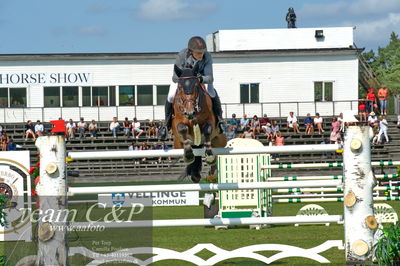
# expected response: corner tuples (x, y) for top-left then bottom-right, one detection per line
(165, 36), (224, 132)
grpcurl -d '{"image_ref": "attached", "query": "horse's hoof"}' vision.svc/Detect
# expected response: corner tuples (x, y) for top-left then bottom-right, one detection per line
(191, 174), (201, 183)
(205, 155), (217, 165)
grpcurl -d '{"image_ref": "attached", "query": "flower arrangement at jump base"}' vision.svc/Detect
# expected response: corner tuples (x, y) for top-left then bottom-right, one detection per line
(374, 222), (400, 266)
(29, 156), (41, 209)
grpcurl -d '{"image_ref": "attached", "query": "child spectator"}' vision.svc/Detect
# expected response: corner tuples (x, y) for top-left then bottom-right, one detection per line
(304, 113), (314, 135)
(66, 119), (76, 140)
(34, 120), (44, 137)
(377, 115), (389, 144)
(1, 132), (8, 151)
(229, 114), (239, 133)
(372, 121), (380, 145)
(260, 114), (271, 133)
(367, 112), (378, 127)
(251, 115), (261, 134)
(314, 113), (324, 134)
(25, 120), (36, 141)
(147, 121), (158, 139)
(225, 125), (236, 141)
(122, 117), (132, 137)
(140, 141), (149, 163)
(378, 86), (389, 115)
(77, 118), (87, 139)
(240, 127), (255, 139)
(330, 117), (341, 143)
(271, 120), (280, 137)
(275, 131), (284, 146)
(366, 88), (377, 114)
(240, 114), (250, 131)
(264, 123), (273, 142)
(132, 117), (144, 139)
(88, 120), (98, 138)
(287, 112), (300, 134)
(109, 117), (120, 138)
(358, 100), (367, 122)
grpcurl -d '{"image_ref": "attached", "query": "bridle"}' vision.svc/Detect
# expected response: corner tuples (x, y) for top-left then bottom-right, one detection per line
(176, 76), (202, 116)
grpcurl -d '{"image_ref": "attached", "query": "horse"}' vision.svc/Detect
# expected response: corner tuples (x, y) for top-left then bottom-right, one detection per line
(171, 64), (227, 183)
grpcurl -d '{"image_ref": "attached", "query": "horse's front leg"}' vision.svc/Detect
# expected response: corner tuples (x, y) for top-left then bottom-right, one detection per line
(203, 123), (216, 164)
(177, 123), (194, 164)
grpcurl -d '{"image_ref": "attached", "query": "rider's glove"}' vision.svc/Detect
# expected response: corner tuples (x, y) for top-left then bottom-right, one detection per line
(196, 73), (203, 83)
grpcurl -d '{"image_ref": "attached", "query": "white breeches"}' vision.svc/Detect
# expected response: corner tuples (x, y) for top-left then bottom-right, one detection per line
(167, 83), (216, 103)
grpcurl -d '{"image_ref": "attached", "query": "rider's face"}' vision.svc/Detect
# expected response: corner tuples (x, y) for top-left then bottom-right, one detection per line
(191, 51), (204, 60)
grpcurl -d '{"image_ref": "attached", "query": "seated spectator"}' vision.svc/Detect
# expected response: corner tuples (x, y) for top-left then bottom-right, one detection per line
(1, 132), (8, 151)
(122, 117), (132, 137)
(264, 123), (273, 142)
(271, 120), (280, 137)
(239, 114), (250, 131)
(110, 117), (120, 138)
(251, 115), (261, 134)
(260, 114), (271, 133)
(6, 138), (17, 151)
(358, 100), (367, 122)
(304, 113), (314, 135)
(88, 120), (98, 138)
(34, 120), (44, 137)
(140, 141), (149, 163)
(147, 121), (158, 139)
(157, 121), (168, 141)
(132, 117), (144, 139)
(128, 141), (139, 164)
(240, 127), (255, 139)
(77, 117), (88, 139)
(225, 125), (236, 141)
(287, 112), (300, 134)
(25, 120), (36, 141)
(330, 117), (341, 144)
(159, 141), (171, 163)
(229, 114), (239, 133)
(66, 119), (76, 140)
(367, 112), (378, 127)
(377, 116), (389, 144)
(397, 115), (400, 129)
(371, 121), (380, 145)
(274, 131), (284, 146)
(313, 113), (324, 134)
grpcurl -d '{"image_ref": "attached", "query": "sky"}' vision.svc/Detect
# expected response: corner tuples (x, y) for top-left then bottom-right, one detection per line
(0, 0), (399, 54)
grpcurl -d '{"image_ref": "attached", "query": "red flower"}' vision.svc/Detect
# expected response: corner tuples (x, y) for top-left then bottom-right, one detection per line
(35, 176), (40, 186)
(37, 154), (40, 158)
(28, 167), (36, 174)
(31, 189), (37, 197)
(35, 161), (40, 167)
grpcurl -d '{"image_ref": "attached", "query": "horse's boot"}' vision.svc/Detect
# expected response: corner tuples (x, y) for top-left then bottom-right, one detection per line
(165, 100), (173, 130)
(211, 93), (225, 133)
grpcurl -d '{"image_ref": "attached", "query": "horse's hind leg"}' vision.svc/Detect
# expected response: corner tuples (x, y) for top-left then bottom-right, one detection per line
(203, 123), (216, 164)
(177, 123), (194, 164)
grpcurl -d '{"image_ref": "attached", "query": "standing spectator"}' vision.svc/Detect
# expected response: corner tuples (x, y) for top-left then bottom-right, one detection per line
(367, 112), (378, 127)
(260, 114), (271, 133)
(88, 120), (98, 138)
(225, 125), (236, 141)
(66, 119), (76, 140)
(378, 86), (389, 115)
(366, 88), (377, 114)
(132, 117), (144, 139)
(147, 121), (158, 139)
(358, 100), (367, 122)
(330, 117), (341, 143)
(229, 114), (239, 133)
(110, 117), (120, 138)
(122, 117), (132, 138)
(139, 141), (149, 163)
(337, 112), (345, 132)
(77, 118), (87, 139)
(240, 114), (250, 131)
(313, 113), (324, 134)
(157, 121), (168, 141)
(34, 120), (44, 137)
(25, 120), (36, 141)
(6, 138), (17, 151)
(377, 116), (389, 144)
(1, 132), (8, 151)
(240, 127), (255, 139)
(287, 112), (300, 134)
(251, 115), (261, 134)
(271, 120), (280, 137)
(304, 113), (314, 135)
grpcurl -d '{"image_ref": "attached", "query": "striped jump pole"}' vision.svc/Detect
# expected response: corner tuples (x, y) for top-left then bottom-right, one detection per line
(267, 173), (399, 181)
(68, 144), (341, 160)
(273, 196), (400, 203)
(263, 161), (400, 170)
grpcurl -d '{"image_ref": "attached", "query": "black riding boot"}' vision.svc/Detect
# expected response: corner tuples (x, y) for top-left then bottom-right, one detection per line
(165, 101), (173, 130)
(211, 93), (225, 133)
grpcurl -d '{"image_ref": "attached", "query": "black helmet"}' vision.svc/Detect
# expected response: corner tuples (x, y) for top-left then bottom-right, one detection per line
(188, 36), (207, 52)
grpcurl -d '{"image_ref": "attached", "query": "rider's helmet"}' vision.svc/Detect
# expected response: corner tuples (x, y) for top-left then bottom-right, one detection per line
(188, 36), (207, 52)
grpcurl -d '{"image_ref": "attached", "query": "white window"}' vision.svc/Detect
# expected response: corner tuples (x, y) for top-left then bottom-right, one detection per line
(240, 83), (259, 103)
(314, 82), (333, 102)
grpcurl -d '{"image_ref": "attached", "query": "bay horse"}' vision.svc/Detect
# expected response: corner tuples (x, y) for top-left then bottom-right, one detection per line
(172, 64), (227, 183)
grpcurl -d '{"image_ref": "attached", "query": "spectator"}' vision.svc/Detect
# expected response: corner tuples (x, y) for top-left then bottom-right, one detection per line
(330, 117), (341, 144)
(275, 131), (284, 146)
(321, 138), (333, 158)
(366, 88), (377, 114)
(337, 112), (345, 132)
(147, 121), (158, 139)
(304, 113), (314, 135)
(358, 100), (367, 122)
(377, 115), (389, 144)
(110, 117), (120, 138)
(397, 115), (400, 129)
(34, 120), (44, 137)
(0, 124), (3, 137)
(229, 114), (239, 133)
(88, 120), (98, 138)
(225, 125), (236, 141)
(129, 141), (139, 164)
(367, 112), (378, 127)
(1, 132), (8, 151)
(6, 138), (17, 151)
(66, 119), (76, 140)
(139, 141), (149, 163)
(378, 86), (389, 115)
(371, 121), (380, 145)
(239, 114), (250, 131)
(240, 127), (255, 139)
(260, 114), (271, 133)
(157, 121), (168, 141)
(132, 117), (144, 139)
(287, 112), (300, 134)
(159, 141), (171, 163)
(271, 120), (280, 137)
(77, 118), (88, 139)
(264, 123), (273, 142)
(251, 115), (261, 134)
(313, 113), (324, 134)
(122, 117), (132, 138)
(25, 120), (36, 141)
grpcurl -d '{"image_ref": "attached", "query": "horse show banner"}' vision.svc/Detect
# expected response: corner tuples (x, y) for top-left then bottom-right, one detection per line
(98, 191), (200, 207)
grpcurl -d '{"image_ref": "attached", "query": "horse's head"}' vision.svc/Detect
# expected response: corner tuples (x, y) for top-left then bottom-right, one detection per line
(174, 64), (201, 120)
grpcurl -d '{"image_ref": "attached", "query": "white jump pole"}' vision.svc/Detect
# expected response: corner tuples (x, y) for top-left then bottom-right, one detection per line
(268, 174), (398, 181)
(68, 144), (341, 160)
(273, 196), (400, 203)
(263, 161), (400, 170)
(68, 179), (342, 195)
(70, 215), (343, 228)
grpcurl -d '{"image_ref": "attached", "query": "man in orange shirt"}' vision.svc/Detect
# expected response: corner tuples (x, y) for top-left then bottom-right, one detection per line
(378, 86), (389, 115)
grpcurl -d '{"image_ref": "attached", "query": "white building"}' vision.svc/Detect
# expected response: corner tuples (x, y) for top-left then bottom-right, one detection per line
(0, 27), (359, 123)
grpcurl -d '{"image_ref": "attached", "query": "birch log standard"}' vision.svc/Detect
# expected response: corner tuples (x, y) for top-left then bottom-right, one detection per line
(343, 126), (377, 263)
(35, 136), (68, 266)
